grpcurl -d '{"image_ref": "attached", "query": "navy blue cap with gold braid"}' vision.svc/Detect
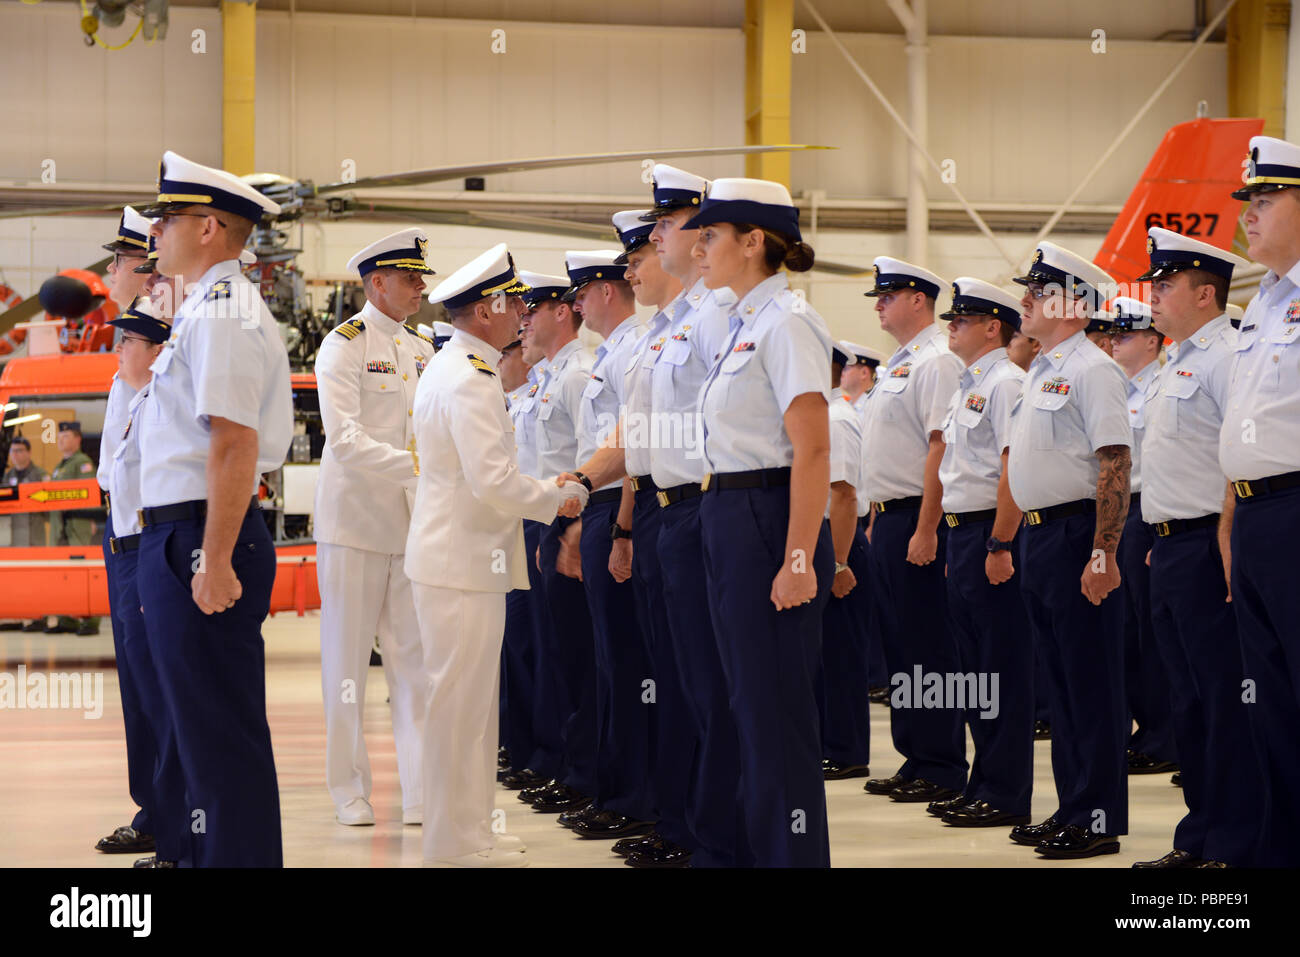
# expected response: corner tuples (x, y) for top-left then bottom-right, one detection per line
(103, 206), (152, 254)
(638, 165), (708, 222)
(139, 150), (281, 222)
(429, 243), (526, 311)
(1232, 136), (1300, 200)
(682, 177), (801, 241)
(348, 228), (436, 277)
(612, 210), (654, 265)
(132, 236), (159, 274)
(1137, 226), (1250, 282)
(108, 298), (171, 343)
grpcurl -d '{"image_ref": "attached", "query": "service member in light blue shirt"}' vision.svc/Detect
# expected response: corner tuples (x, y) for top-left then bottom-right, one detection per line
(1107, 295), (1178, 778)
(931, 278), (1033, 829)
(1217, 134), (1300, 866)
(1005, 240), (1132, 860)
(689, 177), (835, 868)
(1132, 225), (1262, 869)
(858, 256), (968, 806)
(135, 150), (291, 868)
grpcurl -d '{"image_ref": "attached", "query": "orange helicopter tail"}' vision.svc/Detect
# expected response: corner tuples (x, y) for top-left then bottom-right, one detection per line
(1094, 116), (1264, 287)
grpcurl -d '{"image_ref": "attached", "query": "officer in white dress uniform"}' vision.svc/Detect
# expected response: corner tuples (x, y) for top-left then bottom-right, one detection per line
(1108, 295), (1178, 775)
(858, 257), (968, 804)
(1004, 241), (1132, 860)
(135, 150), (292, 867)
(405, 244), (587, 867)
(1219, 135), (1300, 866)
(313, 228), (435, 826)
(1131, 225), (1262, 869)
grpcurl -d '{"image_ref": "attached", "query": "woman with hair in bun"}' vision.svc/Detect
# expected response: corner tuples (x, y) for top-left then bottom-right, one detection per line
(684, 177), (835, 867)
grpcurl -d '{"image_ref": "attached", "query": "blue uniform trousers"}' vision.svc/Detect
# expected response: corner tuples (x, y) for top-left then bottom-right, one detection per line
(817, 525), (872, 766)
(500, 581), (535, 765)
(1018, 510), (1128, 835)
(1120, 509), (1178, 762)
(538, 515), (597, 797)
(945, 520), (1033, 815)
(868, 507), (967, 790)
(516, 519), (565, 779)
(630, 487), (694, 848)
(1149, 525), (1262, 866)
(580, 496), (653, 820)
(136, 508), (282, 867)
(657, 495), (744, 865)
(699, 485), (833, 868)
(860, 516), (888, 688)
(1230, 485), (1300, 866)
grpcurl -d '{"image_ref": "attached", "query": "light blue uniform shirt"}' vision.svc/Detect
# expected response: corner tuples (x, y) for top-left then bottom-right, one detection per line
(622, 309), (670, 480)
(107, 385), (149, 537)
(97, 374), (135, 492)
(1125, 358), (1162, 494)
(1219, 260), (1300, 481)
(859, 326), (962, 502)
(827, 388), (863, 519)
(1006, 330), (1132, 511)
(577, 313), (643, 491)
(1142, 314), (1234, 523)
(138, 259), (293, 507)
(534, 337), (592, 479)
(938, 348), (1024, 514)
(698, 272), (833, 473)
(510, 365), (547, 479)
(646, 278), (731, 487)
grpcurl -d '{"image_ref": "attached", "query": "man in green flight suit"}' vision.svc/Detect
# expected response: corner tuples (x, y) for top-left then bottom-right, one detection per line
(49, 421), (101, 636)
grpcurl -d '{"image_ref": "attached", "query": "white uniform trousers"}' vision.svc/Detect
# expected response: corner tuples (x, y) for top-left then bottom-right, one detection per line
(317, 542), (426, 813)
(412, 582), (507, 861)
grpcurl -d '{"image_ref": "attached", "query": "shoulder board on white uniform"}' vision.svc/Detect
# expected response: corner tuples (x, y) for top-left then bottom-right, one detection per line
(333, 317), (365, 340)
(407, 324), (434, 346)
(467, 354), (496, 376)
(205, 279), (233, 302)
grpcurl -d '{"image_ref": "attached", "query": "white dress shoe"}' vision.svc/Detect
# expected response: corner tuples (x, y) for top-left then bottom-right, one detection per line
(425, 846), (529, 868)
(493, 833), (525, 852)
(402, 807), (422, 826)
(336, 798), (375, 826)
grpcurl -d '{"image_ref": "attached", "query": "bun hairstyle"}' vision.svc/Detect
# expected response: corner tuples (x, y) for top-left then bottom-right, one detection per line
(733, 223), (816, 273)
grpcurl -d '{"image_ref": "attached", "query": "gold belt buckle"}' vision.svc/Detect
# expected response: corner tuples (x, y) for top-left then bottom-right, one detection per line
(1155, 521), (1171, 537)
(701, 473), (713, 492)
(1025, 510), (1042, 526)
(109, 538), (119, 555)
(137, 508), (147, 528)
(656, 490), (670, 508)
(944, 513), (959, 528)
(873, 501), (886, 513)
(630, 476), (641, 492)
(1232, 479), (1253, 499)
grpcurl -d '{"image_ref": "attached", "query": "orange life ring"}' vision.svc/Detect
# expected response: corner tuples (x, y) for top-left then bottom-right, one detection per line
(0, 283), (21, 311)
(0, 283), (27, 356)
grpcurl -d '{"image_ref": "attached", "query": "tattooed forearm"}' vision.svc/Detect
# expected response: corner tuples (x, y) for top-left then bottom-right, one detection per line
(1094, 444), (1131, 553)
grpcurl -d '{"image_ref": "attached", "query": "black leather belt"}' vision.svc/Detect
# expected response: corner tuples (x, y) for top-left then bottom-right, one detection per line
(629, 475), (659, 493)
(587, 488), (623, 507)
(139, 497), (259, 528)
(872, 495), (923, 513)
(656, 482), (703, 508)
(109, 534), (140, 555)
(701, 467), (791, 493)
(1232, 470), (1300, 501)
(1023, 498), (1094, 527)
(1149, 513), (1219, 538)
(943, 508), (997, 528)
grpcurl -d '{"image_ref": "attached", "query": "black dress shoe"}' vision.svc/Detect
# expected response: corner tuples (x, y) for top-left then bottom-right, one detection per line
(572, 810), (655, 839)
(132, 856), (176, 869)
(626, 841), (691, 868)
(1034, 824), (1120, 859)
(1197, 860), (1232, 868)
(1133, 848), (1203, 869)
(557, 804), (602, 829)
(612, 830), (661, 858)
(863, 773), (911, 795)
(1171, 771), (1183, 787)
(822, 759), (870, 780)
(1033, 720), (1051, 740)
(1127, 750), (1178, 774)
(867, 686), (890, 705)
(502, 768), (549, 790)
(498, 747), (511, 770)
(926, 794), (971, 817)
(516, 777), (561, 801)
(890, 779), (959, 803)
(1009, 815), (1060, 846)
(942, 800), (1031, 827)
(21, 619), (48, 633)
(44, 622), (75, 634)
(369, 648), (382, 667)
(95, 825), (155, 854)
(75, 620), (100, 636)
(0, 621), (24, 631)
(529, 786), (591, 813)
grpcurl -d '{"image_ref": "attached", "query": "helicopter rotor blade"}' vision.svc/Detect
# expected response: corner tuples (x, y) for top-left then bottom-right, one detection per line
(312, 144), (831, 195)
(0, 202), (143, 221)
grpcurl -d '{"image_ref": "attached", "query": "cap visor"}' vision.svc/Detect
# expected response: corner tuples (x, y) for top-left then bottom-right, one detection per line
(101, 241), (148, 255)
(133, 261), (157, 274)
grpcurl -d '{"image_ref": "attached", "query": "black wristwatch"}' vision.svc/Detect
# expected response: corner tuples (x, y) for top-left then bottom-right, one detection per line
(610, 523), (633, 542)
(986, 536), (1014, 553)
(572, 471), (594, 492)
